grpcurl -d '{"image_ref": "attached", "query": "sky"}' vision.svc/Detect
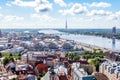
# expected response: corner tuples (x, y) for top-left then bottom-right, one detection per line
(0, 0), (120, 29)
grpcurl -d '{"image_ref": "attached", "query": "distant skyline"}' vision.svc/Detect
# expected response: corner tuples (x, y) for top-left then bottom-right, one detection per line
(0, 0), (120, 29)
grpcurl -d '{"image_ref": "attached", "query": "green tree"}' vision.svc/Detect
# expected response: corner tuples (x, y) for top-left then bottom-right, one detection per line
(9, 53), (13, 57)
(3, 57), (9, 65)
(41, 70), (46, 77)
(12, 78), (17, 80)
(10, 57), (14, 62)
(18, 53), (21, 57)
(0, 52), (2, 58)
(18, 53), (21, 60)
(37, 76), (41, 80)
(73, 54), (80, 60)
(89, 58), (101, 72)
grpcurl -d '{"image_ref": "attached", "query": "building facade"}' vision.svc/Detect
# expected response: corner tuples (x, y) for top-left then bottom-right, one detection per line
(100, 61), (120, 80)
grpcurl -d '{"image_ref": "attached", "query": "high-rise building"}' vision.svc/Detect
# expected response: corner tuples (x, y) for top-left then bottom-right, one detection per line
(65, 19), (67, 30)
(112, 27), (116, 35)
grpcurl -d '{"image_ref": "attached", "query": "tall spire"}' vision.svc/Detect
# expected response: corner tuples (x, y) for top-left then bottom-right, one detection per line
(65, 19), (68, 30)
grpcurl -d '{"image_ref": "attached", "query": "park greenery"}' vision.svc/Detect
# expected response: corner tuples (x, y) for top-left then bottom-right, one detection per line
(0, 52), (21, 65)
(65, 49), (105, 60)
(65, 53), (80, 60)
(88, 58), (102, 71)
(58, 29), (120, 39)
(81, 50), (105, 59)
(65, 49), (106, 72)
(82, 50), (105, 71)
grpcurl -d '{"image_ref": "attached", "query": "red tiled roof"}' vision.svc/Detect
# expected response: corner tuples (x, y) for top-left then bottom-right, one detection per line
(36, 63), (48, 73)
(68, 60), (89, 64)
(59, 75), (69, 80)
(94, 73), (109, 80)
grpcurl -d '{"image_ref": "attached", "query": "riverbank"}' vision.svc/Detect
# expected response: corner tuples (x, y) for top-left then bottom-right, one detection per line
(75, 41), (120, 53)
(58, 29), (120, 39)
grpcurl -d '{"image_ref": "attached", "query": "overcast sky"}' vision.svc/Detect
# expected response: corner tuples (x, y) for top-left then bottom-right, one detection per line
(0, 0), (120, 29)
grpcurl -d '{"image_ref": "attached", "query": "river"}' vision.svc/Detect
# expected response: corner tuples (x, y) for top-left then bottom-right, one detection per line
(60, 34), (120, 51)
(34, 29), (120, 51)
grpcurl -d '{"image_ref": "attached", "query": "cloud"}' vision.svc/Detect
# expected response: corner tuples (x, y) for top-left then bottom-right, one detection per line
(0, 6), (2, 9)
(31, 13), (56, 22)
(89, 17), (101, 21)
(108, 14), (118, 20)
(10, 0), (52, 12)
(0, 14), (3, 20)
(87, 2), (111, 8)
(6, 3), (12, 7)
(35, 3), (52, 13)
(87, 10), (112, 16)
(116, 11), (120, 16)
(107, 11), (120, 20)
(3, 15), (24, 22)
(54, 0), (66, 7)
(0, 7), (2, 17)
(0, 14), (2, 17)
(59, 3), (88, 15)
(12, 0), (36, 7)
